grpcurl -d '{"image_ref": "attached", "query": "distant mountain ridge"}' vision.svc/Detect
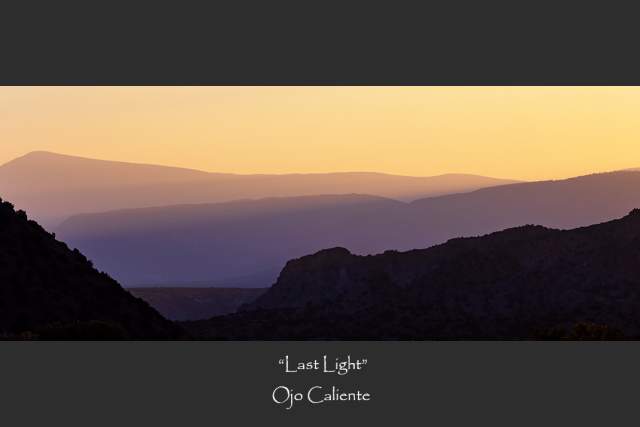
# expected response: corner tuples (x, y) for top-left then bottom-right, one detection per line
(58, 170), (640, 286)
(129, 287), (267, 321)
(0, 151), (518, 227)
(184, 209), (640, 339)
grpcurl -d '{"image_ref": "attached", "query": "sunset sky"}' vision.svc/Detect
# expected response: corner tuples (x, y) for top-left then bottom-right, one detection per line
(2, 86), (640, 181)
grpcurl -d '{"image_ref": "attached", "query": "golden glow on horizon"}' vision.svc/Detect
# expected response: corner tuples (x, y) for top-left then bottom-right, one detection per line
(1, 86), (640, 180)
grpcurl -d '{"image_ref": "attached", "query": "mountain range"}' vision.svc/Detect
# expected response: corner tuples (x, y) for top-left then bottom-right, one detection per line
(183, 210), (640, 339)
(3, 150), (640, 338)
(0, 151), (517, 228)
(57, 170), (640, 286)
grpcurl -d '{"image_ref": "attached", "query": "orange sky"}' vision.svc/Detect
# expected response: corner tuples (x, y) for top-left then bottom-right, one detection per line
(2, 86), (640, 180)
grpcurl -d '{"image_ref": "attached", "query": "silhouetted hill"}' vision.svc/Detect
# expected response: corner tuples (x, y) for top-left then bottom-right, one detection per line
(129, 287), (267, 321)
(183, 210), (640, 339)
(0, 198), (182, 339)
(0, 151), (517, 227)
(58, 171), (640, 286)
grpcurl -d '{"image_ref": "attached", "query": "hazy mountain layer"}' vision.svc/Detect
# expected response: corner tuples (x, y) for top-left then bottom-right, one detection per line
(58, 171), (640, 286)
(0, 151), (516, 227)
(58, 194), (404, 285)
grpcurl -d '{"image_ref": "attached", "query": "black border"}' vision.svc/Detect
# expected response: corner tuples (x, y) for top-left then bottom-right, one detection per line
(3, 3), (640, 84)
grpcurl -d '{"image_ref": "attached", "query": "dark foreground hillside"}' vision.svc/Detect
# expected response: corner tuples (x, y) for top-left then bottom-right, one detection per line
(0, 198), (183, 339)
(184, 209), (640, 340)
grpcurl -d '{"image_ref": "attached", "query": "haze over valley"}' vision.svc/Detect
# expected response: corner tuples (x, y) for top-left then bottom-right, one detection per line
(3, 149), (640, 327)
(50, 163), (640, 287)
